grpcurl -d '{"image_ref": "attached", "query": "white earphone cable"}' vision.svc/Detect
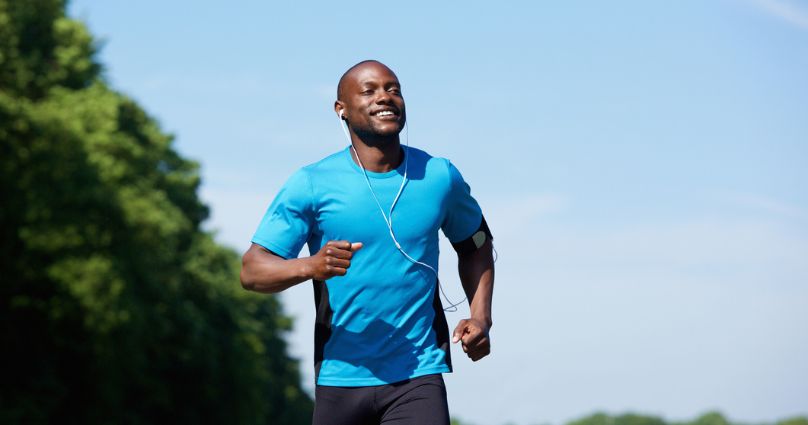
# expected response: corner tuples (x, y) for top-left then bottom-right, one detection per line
(339, 115), (466, 312)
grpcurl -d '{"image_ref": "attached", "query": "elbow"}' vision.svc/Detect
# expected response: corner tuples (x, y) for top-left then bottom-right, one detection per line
(239, 245), (293, 294)
(240, 254), (257, 291)
(240, 271), (254, 291)
(240, 252), (285, 294)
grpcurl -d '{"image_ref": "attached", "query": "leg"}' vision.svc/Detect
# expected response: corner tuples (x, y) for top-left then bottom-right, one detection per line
(377, 374), (450, 425)
(312, 385), (377, 425)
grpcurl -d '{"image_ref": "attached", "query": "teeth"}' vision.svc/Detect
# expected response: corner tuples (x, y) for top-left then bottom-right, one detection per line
(376, 111), (394, 116)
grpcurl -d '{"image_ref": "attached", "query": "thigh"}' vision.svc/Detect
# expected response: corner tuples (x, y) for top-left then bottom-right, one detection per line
(378, 374), (450, 425)
(313, 385), (377, 425)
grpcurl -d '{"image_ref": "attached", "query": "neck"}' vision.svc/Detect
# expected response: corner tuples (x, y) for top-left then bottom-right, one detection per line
(349, 133), (403, 173)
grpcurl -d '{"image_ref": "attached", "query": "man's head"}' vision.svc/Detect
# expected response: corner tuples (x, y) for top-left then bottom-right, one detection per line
(335, 60), (406, 142)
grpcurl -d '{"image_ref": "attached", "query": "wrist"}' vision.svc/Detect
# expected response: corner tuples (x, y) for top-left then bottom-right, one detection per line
(298, 257), (315, 281)
(471, 315), (492, 330)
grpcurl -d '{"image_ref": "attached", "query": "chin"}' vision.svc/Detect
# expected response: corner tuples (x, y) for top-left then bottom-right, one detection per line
(354, 123), (404, 143)
(372, 123), (404, 136)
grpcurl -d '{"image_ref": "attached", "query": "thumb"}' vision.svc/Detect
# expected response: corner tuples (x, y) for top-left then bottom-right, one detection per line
(452, 320), (468, 344)
(350, 242), (363, 251)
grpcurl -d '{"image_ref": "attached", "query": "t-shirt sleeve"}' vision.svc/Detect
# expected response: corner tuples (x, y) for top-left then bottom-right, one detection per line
(251, 169), (315, 259)
(440, 160), (484, 244)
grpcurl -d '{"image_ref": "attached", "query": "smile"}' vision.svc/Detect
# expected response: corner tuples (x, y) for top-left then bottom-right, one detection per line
(371, 109), (398, 117)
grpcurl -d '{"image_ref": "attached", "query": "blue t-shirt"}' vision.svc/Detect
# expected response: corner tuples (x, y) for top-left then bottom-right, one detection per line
(252, 146), (483, 386)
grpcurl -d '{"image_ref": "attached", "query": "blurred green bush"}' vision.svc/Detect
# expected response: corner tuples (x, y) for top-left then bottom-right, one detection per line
(0, 1), (312, 423)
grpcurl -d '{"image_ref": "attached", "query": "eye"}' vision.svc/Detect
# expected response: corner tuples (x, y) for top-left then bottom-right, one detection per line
(388, 87), (401, 95)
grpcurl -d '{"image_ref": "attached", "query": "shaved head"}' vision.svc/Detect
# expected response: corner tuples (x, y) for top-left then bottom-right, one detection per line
(333, 59), (405, 144)
(337, 60), (397, 101)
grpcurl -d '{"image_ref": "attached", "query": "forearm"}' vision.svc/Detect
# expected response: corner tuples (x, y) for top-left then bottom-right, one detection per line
(241, 247), (313, 294)
(457, 239), (495, 328)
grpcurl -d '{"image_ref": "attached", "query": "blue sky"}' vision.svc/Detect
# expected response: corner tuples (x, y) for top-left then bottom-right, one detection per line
(68, 1), (808, 424)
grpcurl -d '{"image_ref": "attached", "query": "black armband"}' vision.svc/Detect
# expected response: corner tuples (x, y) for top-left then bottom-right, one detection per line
(451, 215), (493, 254)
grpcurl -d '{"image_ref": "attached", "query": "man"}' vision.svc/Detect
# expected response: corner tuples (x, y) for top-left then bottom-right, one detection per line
(240, 60), (494, 425)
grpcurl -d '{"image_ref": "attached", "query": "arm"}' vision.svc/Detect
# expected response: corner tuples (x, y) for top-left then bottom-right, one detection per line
(241, 240), (362, 294)
(452, 237), (495, 361)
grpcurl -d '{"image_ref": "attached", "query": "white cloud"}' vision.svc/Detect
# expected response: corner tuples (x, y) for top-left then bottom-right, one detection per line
(750, 0), (808, 30)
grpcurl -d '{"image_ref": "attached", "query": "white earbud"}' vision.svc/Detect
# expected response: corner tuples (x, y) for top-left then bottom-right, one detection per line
(339, 109), (345, 119)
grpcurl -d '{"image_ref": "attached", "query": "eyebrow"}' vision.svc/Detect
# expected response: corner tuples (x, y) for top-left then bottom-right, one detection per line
(357, 80), (401, 88)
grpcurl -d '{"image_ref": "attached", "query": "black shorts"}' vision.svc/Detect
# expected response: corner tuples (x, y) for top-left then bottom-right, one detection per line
(312, 373), (450, 425)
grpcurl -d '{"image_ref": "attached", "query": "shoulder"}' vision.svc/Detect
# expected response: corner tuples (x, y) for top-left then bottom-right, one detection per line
(407, 146), (455, 180)
(278, 150), (345, 196)
(300, 148), (348, 174)
(285, 148), (350, 188)
(418, 149), (468, 191)
(406, 146), (442, 165)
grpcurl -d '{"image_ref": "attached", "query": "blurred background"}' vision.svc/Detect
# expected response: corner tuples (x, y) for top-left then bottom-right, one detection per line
(1, 0), (806, 424)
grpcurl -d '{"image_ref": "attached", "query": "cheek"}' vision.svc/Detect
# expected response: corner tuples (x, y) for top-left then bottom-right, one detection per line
(349, 104), (368, 120)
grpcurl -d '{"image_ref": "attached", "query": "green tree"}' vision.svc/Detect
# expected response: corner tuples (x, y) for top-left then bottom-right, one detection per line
(776, 418), (808, 425)
(689, 412), (732, 425)
(566, 411), (808, 425)
(0, 0), (312, 423)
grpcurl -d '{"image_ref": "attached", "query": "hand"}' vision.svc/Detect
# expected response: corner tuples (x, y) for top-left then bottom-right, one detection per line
(307, 240), (363, 281)
(452, 318), (491, 361)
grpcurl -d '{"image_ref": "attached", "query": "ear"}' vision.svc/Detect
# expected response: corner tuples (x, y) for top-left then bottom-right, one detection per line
(334, 101), (347, 121)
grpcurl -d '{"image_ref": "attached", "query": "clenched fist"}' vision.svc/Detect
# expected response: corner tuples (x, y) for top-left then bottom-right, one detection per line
(306, 240), (363, 280)
(452, 318), (491, 362)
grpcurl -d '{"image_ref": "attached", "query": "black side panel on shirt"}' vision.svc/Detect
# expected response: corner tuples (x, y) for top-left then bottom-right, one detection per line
(450, 215), (493, 254)
(313, 279), (332, 382)
(431, 281), (452, 372)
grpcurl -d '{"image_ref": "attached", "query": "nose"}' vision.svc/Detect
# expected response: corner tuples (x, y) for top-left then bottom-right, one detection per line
(375, 89), (393, 104)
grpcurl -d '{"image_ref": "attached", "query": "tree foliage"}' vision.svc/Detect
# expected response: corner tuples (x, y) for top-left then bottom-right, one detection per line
(0, 0), (312, 423)
(452, 411), (808, 425)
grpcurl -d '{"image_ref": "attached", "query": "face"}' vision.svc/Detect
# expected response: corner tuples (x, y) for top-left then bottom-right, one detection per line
(336, 62), (406, 139)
